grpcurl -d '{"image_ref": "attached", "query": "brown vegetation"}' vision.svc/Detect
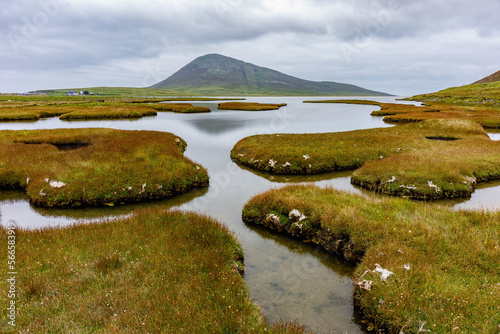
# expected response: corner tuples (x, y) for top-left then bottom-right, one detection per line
(0, 128), (208, 207)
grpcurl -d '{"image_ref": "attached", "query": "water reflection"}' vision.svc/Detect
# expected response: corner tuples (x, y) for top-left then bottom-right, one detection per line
(0, 187), (208, 229)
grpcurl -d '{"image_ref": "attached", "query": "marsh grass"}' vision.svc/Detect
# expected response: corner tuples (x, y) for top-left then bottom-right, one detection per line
(409, 81), (500, 107)
(218, 102), (287, 111)
(242, 185), (500, 333)
(0, 103), (159, 121)
(308, 99), (500, 128)
(0, 128), (208, 207)
(0, 209), (313, 333)
(145, 103), (211, 113)
(231, 119), (500, 199)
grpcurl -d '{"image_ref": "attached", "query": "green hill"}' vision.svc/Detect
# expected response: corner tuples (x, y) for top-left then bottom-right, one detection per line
(150, 54), (390, 96)
(410, 70), (500, 106)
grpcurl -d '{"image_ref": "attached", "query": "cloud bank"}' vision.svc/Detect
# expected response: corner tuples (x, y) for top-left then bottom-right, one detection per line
(1, 0), (499, 95)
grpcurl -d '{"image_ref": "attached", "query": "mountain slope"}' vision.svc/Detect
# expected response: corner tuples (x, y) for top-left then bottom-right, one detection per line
(150, 54), (390, 96)
(473, 70), (500, 84)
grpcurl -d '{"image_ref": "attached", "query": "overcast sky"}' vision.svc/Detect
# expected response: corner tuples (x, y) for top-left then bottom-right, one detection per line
(1, 0), (499, 96)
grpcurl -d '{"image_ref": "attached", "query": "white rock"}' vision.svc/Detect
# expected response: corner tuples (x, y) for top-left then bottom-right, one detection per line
(289, 209), (307, 222)
(386, 176), (396, 183)
(268, 159), (277, 167)
(266, 213), (281, 224)
(374, 264), (393, 281)
(357, 280), (373, 291)
(282, 162), (291, 167)
(303, 155), (310, 160)
(49, 180), (66, 188)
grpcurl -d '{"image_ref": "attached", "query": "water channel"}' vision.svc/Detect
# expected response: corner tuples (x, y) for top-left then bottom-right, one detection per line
(1, 97), (499, 333)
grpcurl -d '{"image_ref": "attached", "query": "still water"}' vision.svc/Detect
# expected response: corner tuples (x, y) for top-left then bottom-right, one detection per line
(1, 97), (499, 333)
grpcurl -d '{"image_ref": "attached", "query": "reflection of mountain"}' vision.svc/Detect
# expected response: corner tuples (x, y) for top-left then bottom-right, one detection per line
(187, 117), (254, 134)
(151, 53), (391, 96)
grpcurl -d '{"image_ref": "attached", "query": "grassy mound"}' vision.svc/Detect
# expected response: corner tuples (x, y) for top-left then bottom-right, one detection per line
(0, 104), (158, 121)
(218, 102), (287, 111)
(0, 208), (312, 333)
(0, 128), (208, 207)
(59, 105), (157, 120)
(231, 119), (500, 199)
(242, 185), (500, 333)
(146, 103), (211, 113)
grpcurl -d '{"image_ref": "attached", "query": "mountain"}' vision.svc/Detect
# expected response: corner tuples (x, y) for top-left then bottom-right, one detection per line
(150, 54), (390, 96)
(473, 70), (500, 84)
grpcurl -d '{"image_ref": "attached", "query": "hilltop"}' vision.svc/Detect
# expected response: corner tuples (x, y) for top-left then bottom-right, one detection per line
(150, 54), (390, 96)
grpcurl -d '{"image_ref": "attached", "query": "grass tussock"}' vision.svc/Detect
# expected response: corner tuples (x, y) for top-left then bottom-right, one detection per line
(231, 119), (500, 199)
(0, 209), (312, 333)
(242, 185), (500, 333)
(0, 128), (208, 207)
(218, 102), (287, 111)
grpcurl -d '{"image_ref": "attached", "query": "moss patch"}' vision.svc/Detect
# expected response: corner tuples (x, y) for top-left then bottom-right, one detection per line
(0, 208), (313, 333)
(243, 185), (500, 333)
(0, 128), (208, 207)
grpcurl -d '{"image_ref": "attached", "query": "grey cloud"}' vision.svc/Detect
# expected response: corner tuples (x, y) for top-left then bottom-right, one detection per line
(1, 0), (499, 93)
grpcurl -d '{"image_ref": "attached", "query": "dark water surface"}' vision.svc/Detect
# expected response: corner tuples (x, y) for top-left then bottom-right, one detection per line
(1, 97), (499, 333)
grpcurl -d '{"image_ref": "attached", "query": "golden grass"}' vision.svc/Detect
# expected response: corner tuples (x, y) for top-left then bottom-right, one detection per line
(231, 119), (500, 199)
(146, 103), (211, 113)
(0, 128), (208, 207)
(0, 103), (159, 121)
(218, 102), (287, 111)
(243, 185), (500, 333)
(0, 208), (314, 333)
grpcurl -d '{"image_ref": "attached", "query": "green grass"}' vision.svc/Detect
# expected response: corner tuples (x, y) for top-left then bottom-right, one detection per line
(218, 102), (287, 111)
(0, 128), (209, 207)
(242, 185), (500, 333)
(231, 119), (500, 199)
(0, 208), (314, 333)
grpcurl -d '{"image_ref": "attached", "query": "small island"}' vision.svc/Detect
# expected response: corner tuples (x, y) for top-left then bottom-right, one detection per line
(0, 128), (209, 207)
(218, 102), (287, 111)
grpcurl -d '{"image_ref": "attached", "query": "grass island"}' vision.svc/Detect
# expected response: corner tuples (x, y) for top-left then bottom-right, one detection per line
(0, 128), (209, 207)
